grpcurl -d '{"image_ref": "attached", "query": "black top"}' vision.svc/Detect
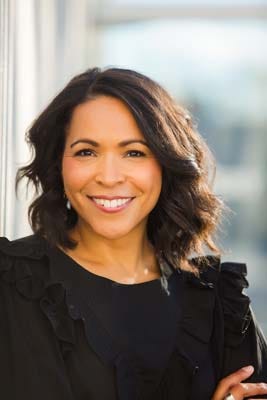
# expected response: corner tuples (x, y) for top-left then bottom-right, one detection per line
(0, 234), (266, 400)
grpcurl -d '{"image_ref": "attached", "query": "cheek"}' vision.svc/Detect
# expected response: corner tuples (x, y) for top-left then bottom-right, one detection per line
(136, 160), (162, 195)
(62, 157), (90, 190)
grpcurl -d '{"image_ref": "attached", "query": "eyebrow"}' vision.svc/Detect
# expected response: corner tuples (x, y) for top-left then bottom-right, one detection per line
(70, 139), (149, 148)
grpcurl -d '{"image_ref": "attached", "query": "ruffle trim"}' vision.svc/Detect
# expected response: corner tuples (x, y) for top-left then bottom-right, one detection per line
(219, 261), (251, 347)
(0, 235), (252, 399)
(0, 236), (76, 357)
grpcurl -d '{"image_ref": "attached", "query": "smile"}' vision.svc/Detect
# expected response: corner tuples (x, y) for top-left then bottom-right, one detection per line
(88, 197), (134, 213)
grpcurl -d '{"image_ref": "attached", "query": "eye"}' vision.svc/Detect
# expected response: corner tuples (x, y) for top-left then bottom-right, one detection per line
(126, 150), (146, 157)
(74, 148), (95, 157)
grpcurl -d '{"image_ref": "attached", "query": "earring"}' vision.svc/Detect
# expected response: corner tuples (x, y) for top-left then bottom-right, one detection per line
(63, 190), (71, 210)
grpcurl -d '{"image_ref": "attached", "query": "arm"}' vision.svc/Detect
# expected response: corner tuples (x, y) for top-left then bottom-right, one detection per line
(218, 261), (267, 396)
(222, 311), (267, 383)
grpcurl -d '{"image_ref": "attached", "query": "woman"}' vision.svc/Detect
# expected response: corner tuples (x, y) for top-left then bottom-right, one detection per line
(0, 67), (266, 400)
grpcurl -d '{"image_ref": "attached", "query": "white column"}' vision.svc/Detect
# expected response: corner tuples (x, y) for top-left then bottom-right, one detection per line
(0, 0), (15, 237)
(0, 0), (99, 239)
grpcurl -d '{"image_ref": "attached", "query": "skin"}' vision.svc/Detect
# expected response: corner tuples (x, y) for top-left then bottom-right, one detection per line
(61, 95), (162, 284)
(212, 365), (267, 399)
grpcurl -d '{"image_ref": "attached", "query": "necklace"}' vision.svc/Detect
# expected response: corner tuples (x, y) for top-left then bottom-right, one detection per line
(62, 241), (164, 284)
(121, 264), (159, 284)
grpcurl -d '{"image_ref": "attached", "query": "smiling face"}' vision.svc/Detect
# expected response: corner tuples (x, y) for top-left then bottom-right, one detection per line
(62, 95), (162, 241)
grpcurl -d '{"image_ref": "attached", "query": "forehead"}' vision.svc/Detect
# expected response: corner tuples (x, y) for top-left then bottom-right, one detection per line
(66, 95), (144, 141)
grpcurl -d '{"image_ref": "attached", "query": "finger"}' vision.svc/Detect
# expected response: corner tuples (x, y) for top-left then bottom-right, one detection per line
(231, 382), (267, 400)
(212, 366), (254, 400)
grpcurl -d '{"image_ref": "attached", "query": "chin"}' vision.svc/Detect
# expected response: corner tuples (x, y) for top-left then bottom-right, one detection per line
(96, 229), (131, 240)
(90, 224), (138, 240)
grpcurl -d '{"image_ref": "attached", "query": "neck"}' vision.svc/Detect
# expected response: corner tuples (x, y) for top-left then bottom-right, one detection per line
(66, 222), (160, 281)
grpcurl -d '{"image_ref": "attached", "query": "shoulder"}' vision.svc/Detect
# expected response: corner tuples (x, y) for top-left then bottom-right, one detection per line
(0, 234), (76, 357)
(186, 255), (251, 343)
(0, 234), (46, 259)
(0, 234), (51, 299)
(187, 254), (248, 290)
(189, 255), (250, 314)
(171, 255), (251, 378)
(218, 259), (251, 346)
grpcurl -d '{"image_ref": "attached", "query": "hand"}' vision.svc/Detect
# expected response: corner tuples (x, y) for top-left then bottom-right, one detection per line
(211, 365), (267, 400)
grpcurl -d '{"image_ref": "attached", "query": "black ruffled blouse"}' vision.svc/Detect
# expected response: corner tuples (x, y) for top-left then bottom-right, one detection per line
(0, 234), (266, 400)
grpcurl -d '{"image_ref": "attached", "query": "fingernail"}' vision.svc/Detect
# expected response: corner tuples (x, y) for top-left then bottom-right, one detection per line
(242, 365), (254, 373)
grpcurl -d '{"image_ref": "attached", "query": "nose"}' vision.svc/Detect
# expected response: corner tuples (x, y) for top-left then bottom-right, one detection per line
(94, 154), (126, 186)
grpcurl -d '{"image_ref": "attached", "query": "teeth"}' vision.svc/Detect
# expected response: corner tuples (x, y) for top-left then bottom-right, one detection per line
(92, 198), (131, 208)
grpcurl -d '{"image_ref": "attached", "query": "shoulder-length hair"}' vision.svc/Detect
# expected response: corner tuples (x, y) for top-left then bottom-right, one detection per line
(16, 67), (229, 272)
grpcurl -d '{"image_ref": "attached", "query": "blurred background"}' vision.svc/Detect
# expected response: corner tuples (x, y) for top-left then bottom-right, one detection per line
(0, 0), (266, 333)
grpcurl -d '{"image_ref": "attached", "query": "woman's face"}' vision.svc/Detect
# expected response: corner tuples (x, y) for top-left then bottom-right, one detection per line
(62, 95), (162, 240)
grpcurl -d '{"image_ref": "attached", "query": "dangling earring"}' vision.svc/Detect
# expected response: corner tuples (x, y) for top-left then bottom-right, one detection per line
(63, 190), (71, 210)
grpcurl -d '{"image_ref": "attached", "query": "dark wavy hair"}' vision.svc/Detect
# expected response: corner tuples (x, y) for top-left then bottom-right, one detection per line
(16, 66), (229, 272)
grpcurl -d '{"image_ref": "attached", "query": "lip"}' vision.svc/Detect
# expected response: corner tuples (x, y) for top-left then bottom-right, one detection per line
(88, 197), (134, 214)
(90, 195), (134, 200)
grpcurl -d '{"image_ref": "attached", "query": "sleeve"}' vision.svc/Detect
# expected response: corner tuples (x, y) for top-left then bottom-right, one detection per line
(0, 237), (75, 400)
(219, 261), (267, 385)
